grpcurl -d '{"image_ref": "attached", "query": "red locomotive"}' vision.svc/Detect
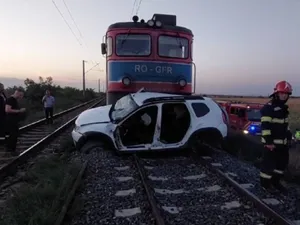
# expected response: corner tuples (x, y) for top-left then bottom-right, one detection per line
(101, 13), (196, 105)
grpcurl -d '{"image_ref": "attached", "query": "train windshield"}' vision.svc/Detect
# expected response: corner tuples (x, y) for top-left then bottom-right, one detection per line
(158, 35), (189, 58)
(246, 108), (261, 122)
(110, 94), (139, 122)
(116, 34), (151, 56)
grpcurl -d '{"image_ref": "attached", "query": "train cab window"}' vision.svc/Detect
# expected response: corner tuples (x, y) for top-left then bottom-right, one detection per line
(107, 37), (113, 56)
(116, 34), (151, 56)
(158, 35), (189, 59)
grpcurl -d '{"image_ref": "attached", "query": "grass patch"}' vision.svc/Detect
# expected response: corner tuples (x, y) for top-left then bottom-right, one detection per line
(1, 141), (81, 225)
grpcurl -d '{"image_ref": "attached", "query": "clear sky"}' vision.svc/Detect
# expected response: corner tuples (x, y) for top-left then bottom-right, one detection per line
(0, 0), (299, 95)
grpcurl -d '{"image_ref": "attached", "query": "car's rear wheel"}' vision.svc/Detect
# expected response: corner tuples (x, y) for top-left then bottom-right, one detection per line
(81, 140), (104, 154)
(190, 129), (224, 155)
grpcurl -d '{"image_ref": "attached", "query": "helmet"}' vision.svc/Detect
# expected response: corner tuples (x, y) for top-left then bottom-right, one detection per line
(270, 80), (292, 97)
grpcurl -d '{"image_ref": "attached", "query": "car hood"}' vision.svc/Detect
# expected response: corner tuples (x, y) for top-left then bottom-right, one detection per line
(76, 105), (112, 126)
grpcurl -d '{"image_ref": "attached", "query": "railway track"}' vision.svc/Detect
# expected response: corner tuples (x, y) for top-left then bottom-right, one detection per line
(0, 97), (105, 182)
(71, 148), (297, 225)
(70, 147), (299, 225)
(197, 146), (300, 224)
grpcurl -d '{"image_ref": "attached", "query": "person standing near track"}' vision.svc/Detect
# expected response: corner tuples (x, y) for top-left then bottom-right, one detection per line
(42, 90), (55, 124)
(260, 80), (293, 194)
(5, 88), (25, 155)
(0, 83), (7, 144)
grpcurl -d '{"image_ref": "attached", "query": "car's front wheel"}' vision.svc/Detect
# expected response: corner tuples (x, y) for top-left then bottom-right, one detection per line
(80, 140), (104, 154)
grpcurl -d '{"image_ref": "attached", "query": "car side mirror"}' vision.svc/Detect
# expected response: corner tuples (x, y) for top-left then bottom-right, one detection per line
(101, 43), (107, 55)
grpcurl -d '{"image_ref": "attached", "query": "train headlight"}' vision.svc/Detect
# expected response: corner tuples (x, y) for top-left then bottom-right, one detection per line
(178, 79), (187, 87)
(122, 77), (131, 86)
(147, 20), (154, 27)
(155, 21), (162, 27)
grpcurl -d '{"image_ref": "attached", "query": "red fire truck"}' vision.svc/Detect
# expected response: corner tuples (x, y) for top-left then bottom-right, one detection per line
(216, 100), (264, 136)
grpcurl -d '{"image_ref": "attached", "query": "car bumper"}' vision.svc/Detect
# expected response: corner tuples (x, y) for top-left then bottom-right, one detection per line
(71, 130), (84, 149)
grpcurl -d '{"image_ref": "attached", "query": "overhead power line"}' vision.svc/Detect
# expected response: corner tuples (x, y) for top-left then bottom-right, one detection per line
(135, 0), (143, 15)
(58, 0), (99, 66)
(62, 0), (84, 39)
(52, 0), (105, 76)
(51, 0), (82, 46)
(130, 0), (138, 18)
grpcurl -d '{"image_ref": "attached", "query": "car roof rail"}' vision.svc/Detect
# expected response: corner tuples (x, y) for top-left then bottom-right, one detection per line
(143, 95), (205, 104)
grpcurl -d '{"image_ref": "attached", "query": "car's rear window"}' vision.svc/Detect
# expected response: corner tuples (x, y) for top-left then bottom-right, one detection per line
(191, 103), (210, 117)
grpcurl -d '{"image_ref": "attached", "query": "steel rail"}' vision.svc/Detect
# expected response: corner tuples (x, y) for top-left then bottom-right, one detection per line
(0, 98), (105, 182)
(133, 154), (166, 225)
(19, 97), (101, 132)
(196, 152), (296, 225)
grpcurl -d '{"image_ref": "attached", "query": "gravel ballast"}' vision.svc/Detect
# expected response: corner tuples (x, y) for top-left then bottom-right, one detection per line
(140, 156), (275, 225)
(71, 149), (277, 225)
(203, 148), (300, 223)
(70, 148), (155, 225)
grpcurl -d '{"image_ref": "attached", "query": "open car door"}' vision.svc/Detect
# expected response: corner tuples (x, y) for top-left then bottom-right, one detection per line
(113, 105), (159, 152)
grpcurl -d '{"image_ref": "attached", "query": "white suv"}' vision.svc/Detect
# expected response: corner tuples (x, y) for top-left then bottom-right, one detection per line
(72, 92), (228, 153)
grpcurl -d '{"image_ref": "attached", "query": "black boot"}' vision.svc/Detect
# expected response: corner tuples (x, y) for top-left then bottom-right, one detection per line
(271, 174), (287, 194)
(260, 177), (278, 194)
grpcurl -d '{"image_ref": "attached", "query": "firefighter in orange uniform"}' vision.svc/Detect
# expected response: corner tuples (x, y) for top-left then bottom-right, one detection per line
(260, 80), (293, 194)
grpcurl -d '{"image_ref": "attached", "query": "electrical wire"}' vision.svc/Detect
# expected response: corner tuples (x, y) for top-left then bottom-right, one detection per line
(51, 0), (82, 46)
(135, 0), (143, 15)
(52, 0), (99, 67)
(61, 0), (102, 68)
(130, 0), (138, 18)
(62, 0), (84, 39)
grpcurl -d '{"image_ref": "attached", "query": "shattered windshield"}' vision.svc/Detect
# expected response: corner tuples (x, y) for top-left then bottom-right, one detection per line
(247, 108), (261, 122)
(110, 94), (139, 121)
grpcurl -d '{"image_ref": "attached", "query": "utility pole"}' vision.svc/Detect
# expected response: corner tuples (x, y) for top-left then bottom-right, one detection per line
(98, 79), (100, 93)
(82, 60), (86, 97)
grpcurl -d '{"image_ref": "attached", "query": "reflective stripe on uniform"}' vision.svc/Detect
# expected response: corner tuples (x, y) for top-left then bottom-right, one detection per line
(261, 116), (272, 122)
(273, 139), (287, 144)
(262, 130), (271, 136)
(0, 137), (5, 140)
(273, 169), (284, 174)
(261, 116), (288, 124)
(261, 138), (287, 145)
(260, 172), (272, 179)
(271, 118), (285, 124)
